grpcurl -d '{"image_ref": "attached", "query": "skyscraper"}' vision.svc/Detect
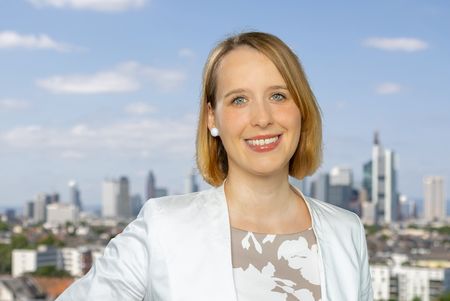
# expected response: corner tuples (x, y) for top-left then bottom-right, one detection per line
(155, 188), (168, 198)
(48, 192), (60, 204)
(423, 176), (446, 222)
(33, 192), (49, 224)
(329, 166), (353, 186)
(311, 173), (330, 202)
(46, 203), (79, 227)
(102, 177), (131, 219)
(362, 161), (372, 199)
(24, 201), (34, 221)
(68, 180), (82, 211)
(117, 177), (131, 219)
(370, 132), (399, 224)
(130, 194), (143, 217)
(184, 168), (199, 194)
(328, 166), (354, 210)
(102, 180), (118, 218)
(146, 171), (156, 200)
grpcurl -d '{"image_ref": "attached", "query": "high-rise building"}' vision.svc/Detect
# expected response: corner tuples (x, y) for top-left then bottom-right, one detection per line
(4, 209), (16, 222)
(361, 160), (373, 222)
(370, 255), (450, 301)
(46, 203), (79, 227)
(369, 132), (399, 225)
(155, 188), (168, 198)
(49, 192), (60, 204)
(329, 166), (353, 186)
(12, 245), (62, 277)
(146, 171), (156, 200)
(24, 201), (34, 221)
(184, 168), (199, 194)
(311, 173), (329, 202)
(328, 167), (354, 210)
(69, 180), (82, 211)
(130, 194), (143, 217)
(363, 161), (372, 199)
(102, 177), (131, 219)
(33, 193), (49, 224)
(118, 177), (131, 218)
(102, 180), (117, 218)
(60, 246), (98, 277)
(423, 176), (446, 222)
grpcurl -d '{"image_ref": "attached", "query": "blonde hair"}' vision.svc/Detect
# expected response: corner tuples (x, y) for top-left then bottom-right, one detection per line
(196, 31), (322, 186)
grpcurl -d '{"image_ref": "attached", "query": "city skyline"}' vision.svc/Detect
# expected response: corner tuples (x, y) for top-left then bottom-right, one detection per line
(3, 165), (449, 218)
(1, 0), (449, 207)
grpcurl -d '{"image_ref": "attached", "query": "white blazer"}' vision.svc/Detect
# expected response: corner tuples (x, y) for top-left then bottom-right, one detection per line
(57, 184), (373, 301)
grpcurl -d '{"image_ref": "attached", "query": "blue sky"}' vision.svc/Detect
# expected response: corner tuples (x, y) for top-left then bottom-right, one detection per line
(0, 0), (449, 208)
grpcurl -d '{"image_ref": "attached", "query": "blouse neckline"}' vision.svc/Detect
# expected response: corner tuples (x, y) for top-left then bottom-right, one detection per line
(230, 225), (313, 236)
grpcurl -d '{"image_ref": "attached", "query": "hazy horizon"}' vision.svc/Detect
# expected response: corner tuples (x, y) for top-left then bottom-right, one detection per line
(1, 0), (449, 207)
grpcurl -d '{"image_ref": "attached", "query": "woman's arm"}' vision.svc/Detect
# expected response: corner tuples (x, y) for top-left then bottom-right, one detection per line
(56, 206), (150, 300)
(357, 217), (374, 301)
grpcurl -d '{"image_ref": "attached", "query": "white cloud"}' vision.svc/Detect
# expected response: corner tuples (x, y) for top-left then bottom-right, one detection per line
(363, 37), (428, 52)
(376, 82), (402, 95)
(37, 72), (139, 94)
(178, 48), (195, 59)
(28, 0), (147, 12)
(125, 102), (156, 115)
(0, 30), (78, 52)
(36, 61), (186, 94)
(118, 61), (186, 91)
(0, 99), (30, 111)
(71, 124), (96, 137)
(61, 150), (85, 159)
(0, 116), (196, 156)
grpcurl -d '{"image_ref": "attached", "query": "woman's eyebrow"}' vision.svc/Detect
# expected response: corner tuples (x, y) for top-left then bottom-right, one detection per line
(224, 88), (247, 98)
(267, 85), (288, 91)
(224, 85), (288, 98)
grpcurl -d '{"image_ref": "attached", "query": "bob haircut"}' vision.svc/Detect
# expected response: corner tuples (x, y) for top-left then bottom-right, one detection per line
(196, 31), (322, 186)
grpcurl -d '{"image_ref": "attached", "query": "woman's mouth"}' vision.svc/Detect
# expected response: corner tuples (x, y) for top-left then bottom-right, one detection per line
(245, 134), (282, 152)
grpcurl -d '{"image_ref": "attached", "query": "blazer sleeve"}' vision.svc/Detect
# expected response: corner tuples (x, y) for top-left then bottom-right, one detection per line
(56, 205), (151, 300)
(357, 216), (374, 301)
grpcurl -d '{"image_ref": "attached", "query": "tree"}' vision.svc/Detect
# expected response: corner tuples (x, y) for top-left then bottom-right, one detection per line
(0, 244), (12, 273)
(439, 292), (450, 301)
(437, 226), (450, 235)
(11, 234), (33, 249)
(0, 234), (34, 274)
(0, 221), (8, 231)
(38, 233), (65, 247)
(365, 224), (381, 235)
(30, 265), (71, 277)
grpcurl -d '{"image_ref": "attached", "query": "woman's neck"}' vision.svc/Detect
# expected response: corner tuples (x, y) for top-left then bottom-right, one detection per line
(224, 167), (305, 233)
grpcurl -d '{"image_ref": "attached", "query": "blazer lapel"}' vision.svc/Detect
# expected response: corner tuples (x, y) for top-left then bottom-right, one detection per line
(292, 186), (329, 301)
(157, 185), (237, 301)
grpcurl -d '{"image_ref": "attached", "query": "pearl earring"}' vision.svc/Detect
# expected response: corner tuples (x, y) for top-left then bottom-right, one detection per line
(210, 127), (219, 137)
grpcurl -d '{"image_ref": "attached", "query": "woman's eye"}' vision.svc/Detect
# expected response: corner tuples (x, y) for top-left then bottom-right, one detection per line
(232, 96), (247, 105)
(271, 93), (286, 101)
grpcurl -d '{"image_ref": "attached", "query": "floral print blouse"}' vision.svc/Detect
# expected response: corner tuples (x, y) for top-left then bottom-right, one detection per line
(231, 225), (322, 301)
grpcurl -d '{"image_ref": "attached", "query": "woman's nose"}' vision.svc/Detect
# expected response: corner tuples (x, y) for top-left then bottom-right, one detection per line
(250, 100), (273, 128)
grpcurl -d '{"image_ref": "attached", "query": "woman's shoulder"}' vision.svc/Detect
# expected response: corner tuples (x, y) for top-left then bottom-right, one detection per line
(304, 196), (363, 232)
(139, 186), (219, 217)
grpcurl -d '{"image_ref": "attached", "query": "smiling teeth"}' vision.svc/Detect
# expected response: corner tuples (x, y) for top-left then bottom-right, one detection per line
(246, 136), (279, 146)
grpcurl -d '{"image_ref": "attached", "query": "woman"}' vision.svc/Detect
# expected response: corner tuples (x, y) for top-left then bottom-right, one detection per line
(56, 32), (373, 301)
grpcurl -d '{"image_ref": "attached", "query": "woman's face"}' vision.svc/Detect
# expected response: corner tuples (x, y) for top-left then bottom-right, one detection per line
(208, 46), (301, 178)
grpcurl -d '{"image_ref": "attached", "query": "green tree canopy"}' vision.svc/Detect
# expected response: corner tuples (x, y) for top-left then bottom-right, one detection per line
(29, 265), (71, 277)
(38, 233), (65, 247)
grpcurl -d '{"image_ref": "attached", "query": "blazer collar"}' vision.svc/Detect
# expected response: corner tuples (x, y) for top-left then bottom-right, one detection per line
(210, 182), (328, 301)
